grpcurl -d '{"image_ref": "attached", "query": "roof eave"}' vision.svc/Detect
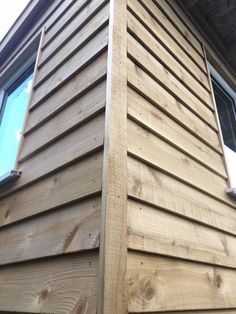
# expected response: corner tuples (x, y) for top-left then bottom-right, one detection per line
(0, 0), (51, 67)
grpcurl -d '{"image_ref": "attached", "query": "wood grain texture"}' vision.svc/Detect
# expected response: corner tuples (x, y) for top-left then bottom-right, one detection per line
(125, 1), (236, 314)
(0, 197), (100, 266)
(26, 52), (107, 133)
(138, 0), (206, 72)
(0, 252), (98, 313)
(128, 199), (236, 268)
(127, 0), (210, 89)
(35, 3), (109, 87)
(154, 0), (203, 55)
(0, 1), (109, 313)
(0, 114), (104, 198)
(0, 151), (103, 227)
(128, 156), (236, 236)
(128, 252), (236, 312)
(127, 119), (233, 206)
(42, 0), (88, 49)
(127, 11), (212, 108)
(127, 87), (226, 178)
(97, 0), (128, 313)
(166, 0), (236, 91)
(42, 0), (106, 56)
(128, 35), (216, 127)
(32, 26), (108, 108)
(149, 310), (236, 314)
(20, 81), (106, 161)
(127, 58), (222, 154)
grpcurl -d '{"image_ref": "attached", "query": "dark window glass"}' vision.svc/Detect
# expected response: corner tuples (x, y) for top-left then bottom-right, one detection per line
(212, 80), (236, 153)
(0, 66), (34, 177)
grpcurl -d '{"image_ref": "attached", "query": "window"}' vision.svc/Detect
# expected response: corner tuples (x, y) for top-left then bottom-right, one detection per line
(0, 64), (34, 180)
(209, 64), (236, 192)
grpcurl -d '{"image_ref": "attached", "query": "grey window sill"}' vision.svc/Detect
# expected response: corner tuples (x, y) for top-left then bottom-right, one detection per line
(226, 187), (236, 199)
(0, 170), (21, 186)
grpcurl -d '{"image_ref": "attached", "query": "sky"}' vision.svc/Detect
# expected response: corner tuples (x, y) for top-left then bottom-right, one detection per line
(0, 0), (31, 42)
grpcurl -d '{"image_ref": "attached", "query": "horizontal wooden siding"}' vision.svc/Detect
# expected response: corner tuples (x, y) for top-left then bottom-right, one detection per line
(0, 0), (110, 312)
(126, 0), (236, 313)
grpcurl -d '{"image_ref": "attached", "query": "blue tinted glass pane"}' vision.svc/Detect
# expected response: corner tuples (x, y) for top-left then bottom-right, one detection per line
(0, 72), (33, 176)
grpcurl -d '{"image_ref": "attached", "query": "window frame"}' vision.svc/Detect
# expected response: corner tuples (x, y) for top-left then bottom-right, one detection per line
(0, 53), (36, 110)
(208, 62), (236, 195)
(0, 61), (35, 124)
(0, 41), (39, 185)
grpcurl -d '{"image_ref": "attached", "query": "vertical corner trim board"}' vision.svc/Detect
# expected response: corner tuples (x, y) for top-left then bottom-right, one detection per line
(97, 0), (128, 313)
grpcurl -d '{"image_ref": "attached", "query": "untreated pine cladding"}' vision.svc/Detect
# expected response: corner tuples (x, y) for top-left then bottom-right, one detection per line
(128, 252), (236, 312)
(25, 52), (107, 134)
(0, 0), (109, 312)
(127, 88), (225, 177)
(159, 311), (236, 314)
(127, 10), (212, 108)
(0, 4), (108, 220)
(0, 252), (99, 313)
(128, 199), (236, 268)
(127, 0), (236, 313)
(1, 0), (236, 313)
(128, 0), (210, 89)
(128, 156), (236, 236)
(0, 197), (100, 266)
(127, 119), (230, 204)
(20, 82), (106, 162)
(127, 35), (215, 124)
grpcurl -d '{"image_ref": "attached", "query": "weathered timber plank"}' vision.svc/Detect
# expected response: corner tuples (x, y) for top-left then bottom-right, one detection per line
(127, 0), (210, 89)
(127, 119), (233, 206)
(42, 0), (106, 55)
(128, 156), (236, 235)
(166, 0), (236, 91)
(32, 26), (108, 108)
(154, 0), (203, 55)
(0, 197), (100, 266)
(128, 35), (215, 127)
(128, 252), (236, 312)
(35, 3), (109, 87)
(43, 0), (88, 48)
(150, 310), (236, 314)
(128, 199), (236, 268)
(127, 12), (212, 107)
(139, 0), (206, 72)
(97, 0), (128, 313)
(127, 59), (222, 153)
(127, 88), (226, 178)
(40, 0), (106, 66)
(0, 151), (103, 227)
(21, 83), (106, 161)
(26, 52), (107, 133)
(0, 114), (104, 198)
(0, 252), (98, 313)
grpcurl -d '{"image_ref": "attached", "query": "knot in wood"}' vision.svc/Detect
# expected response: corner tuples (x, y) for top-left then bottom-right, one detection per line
(142, 279), (155, 301)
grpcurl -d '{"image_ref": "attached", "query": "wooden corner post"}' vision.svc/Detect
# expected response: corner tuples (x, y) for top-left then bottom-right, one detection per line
(98, 0), (128, 313)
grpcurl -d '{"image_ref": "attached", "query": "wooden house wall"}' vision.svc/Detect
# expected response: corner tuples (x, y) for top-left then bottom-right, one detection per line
(0, 0), (109, 312)
(126, 0), (236, 313)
